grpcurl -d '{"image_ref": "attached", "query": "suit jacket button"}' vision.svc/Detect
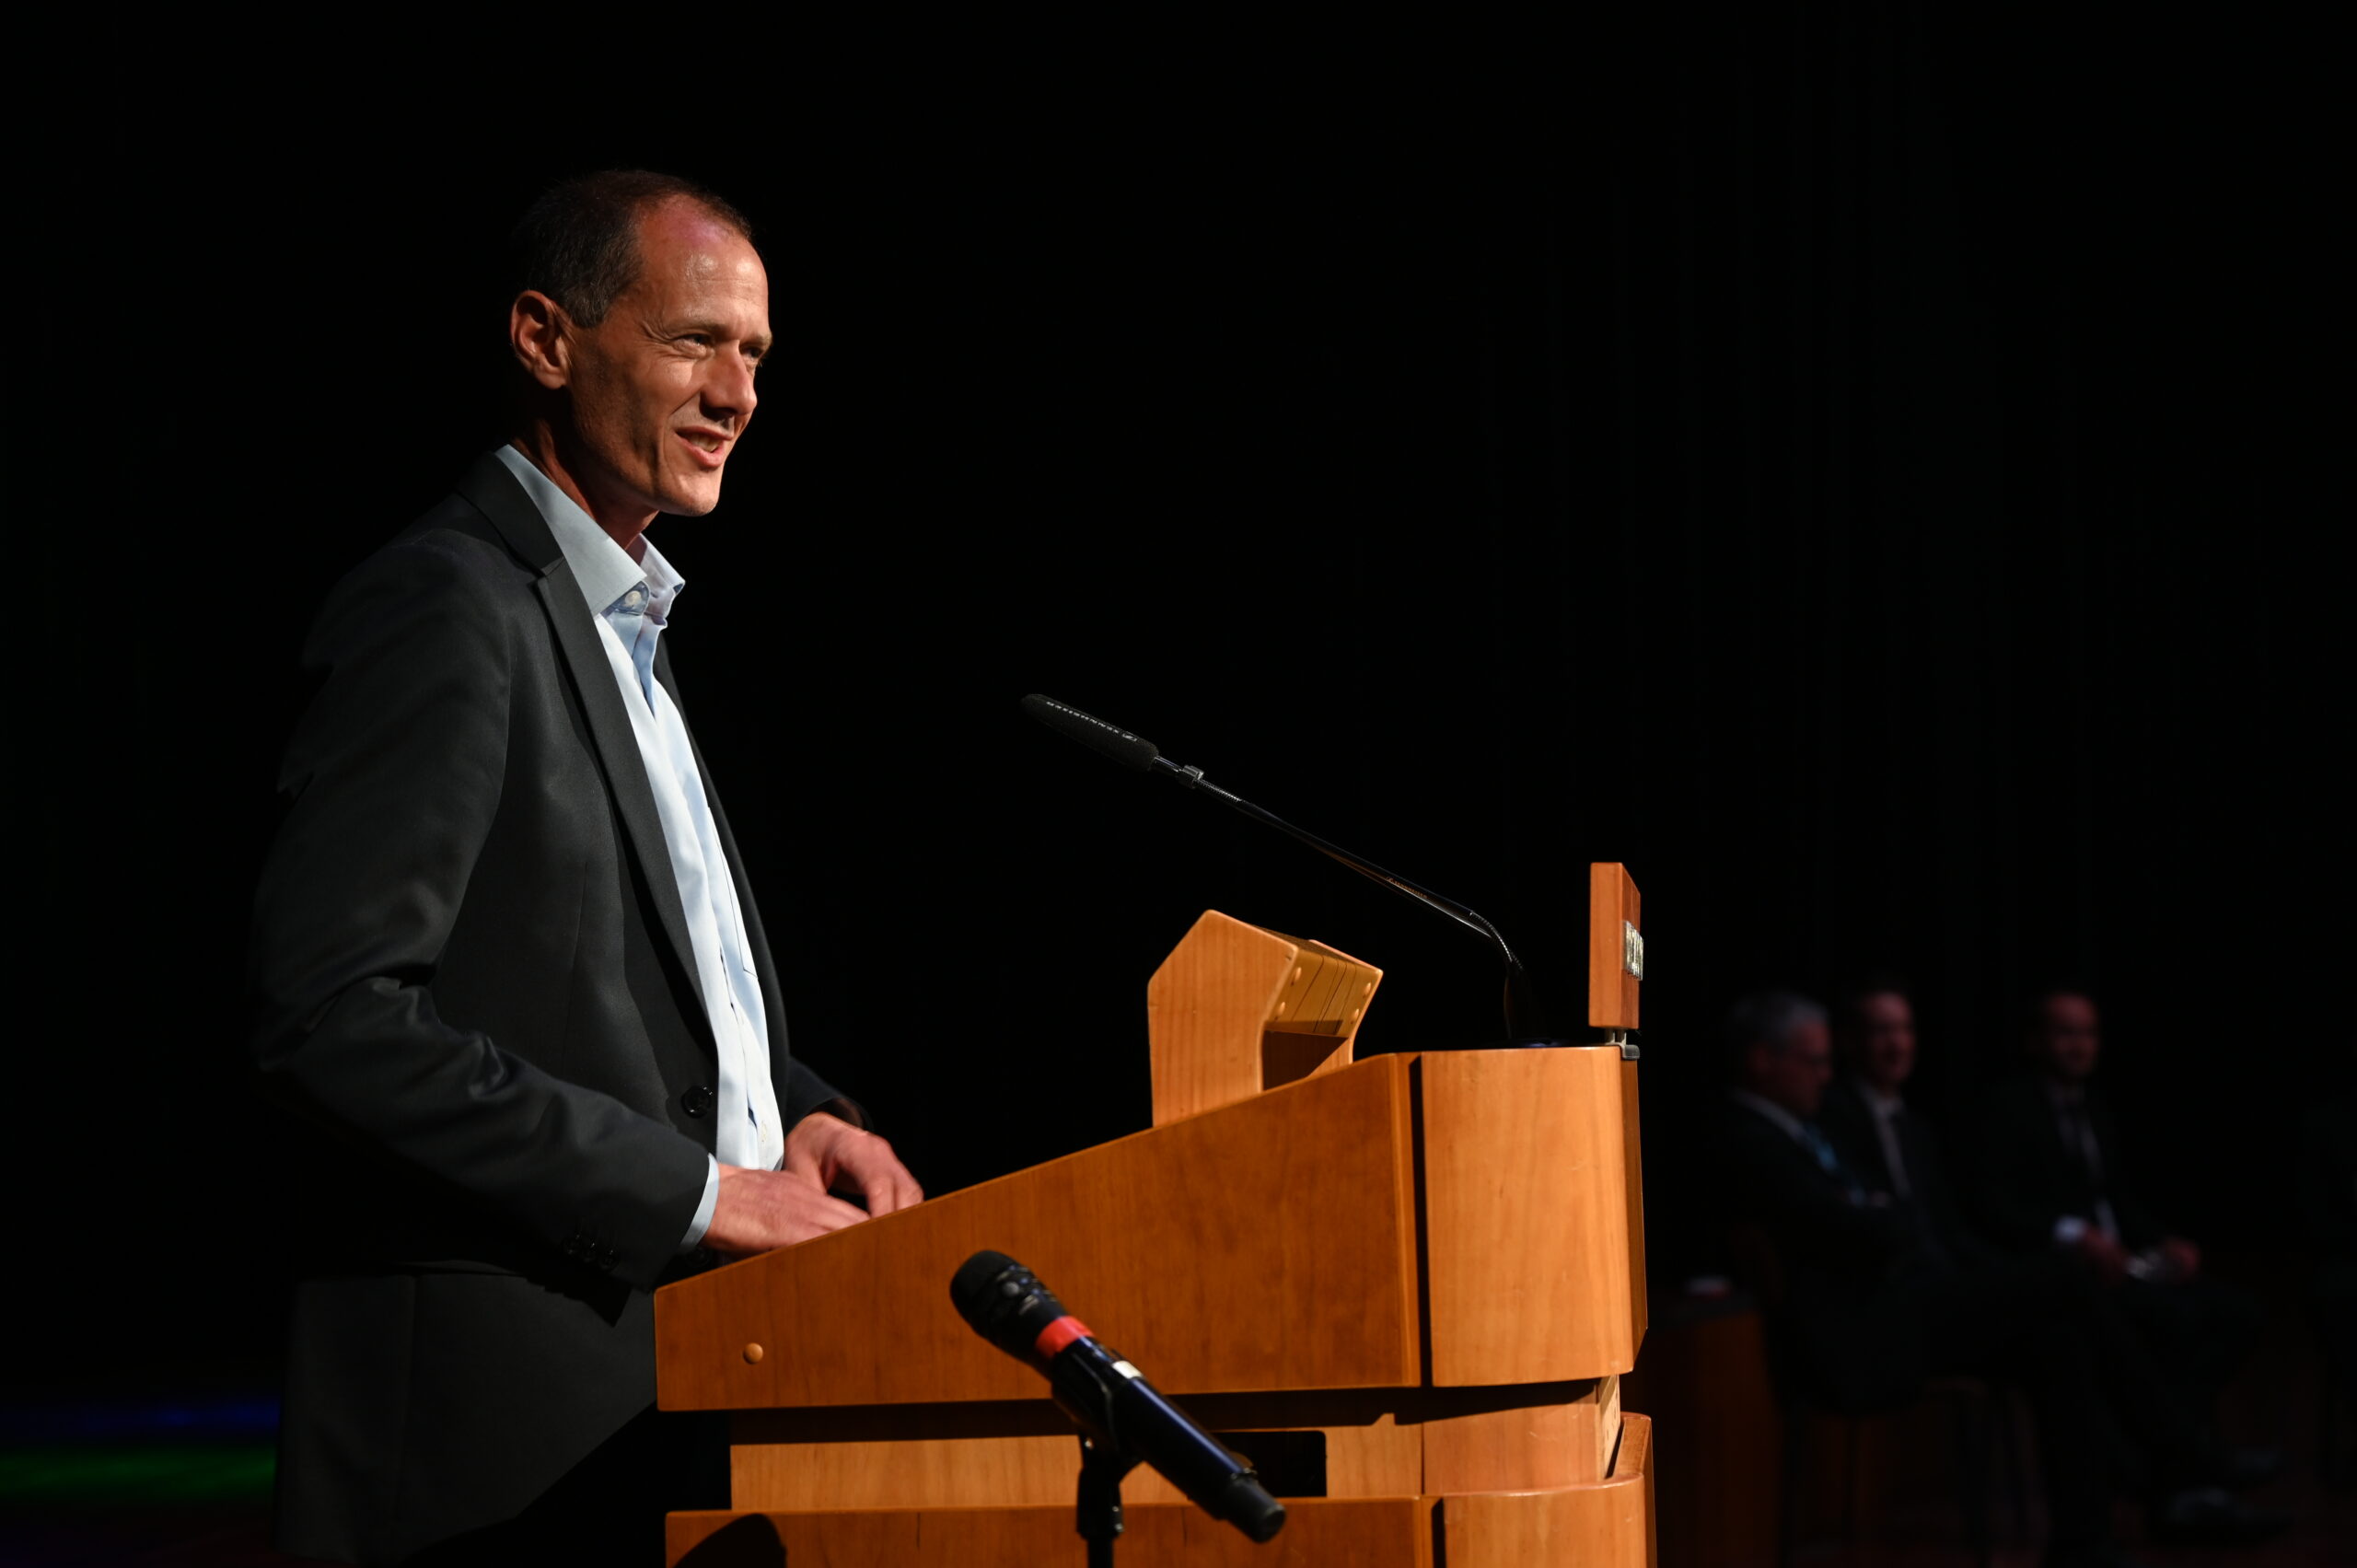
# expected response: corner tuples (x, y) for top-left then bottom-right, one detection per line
(682, 1086), (715, 1119)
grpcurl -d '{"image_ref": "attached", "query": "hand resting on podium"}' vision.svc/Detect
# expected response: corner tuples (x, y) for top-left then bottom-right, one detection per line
(705, 1110), (925, 1254)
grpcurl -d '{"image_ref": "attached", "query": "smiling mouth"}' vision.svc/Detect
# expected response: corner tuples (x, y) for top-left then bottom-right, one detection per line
(681, 432), (726, 454)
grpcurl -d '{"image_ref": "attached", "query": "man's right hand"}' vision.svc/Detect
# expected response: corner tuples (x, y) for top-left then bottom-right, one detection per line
(703, 1164), (872, 1255)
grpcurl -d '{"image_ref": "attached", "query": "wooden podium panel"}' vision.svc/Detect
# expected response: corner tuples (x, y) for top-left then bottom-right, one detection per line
(668, 1496), (1437, 1567)
(667, 1415), (1655, 1566)
(725, 1378), (1622, 1510)
(656, 1046), (1645, 1411)
(1441, 1415), (1656, 1568)
(1424, 1048), (1647, 1384)
(657, 1052), (1423, 1410)
(1621, 1060), (1651, 1352)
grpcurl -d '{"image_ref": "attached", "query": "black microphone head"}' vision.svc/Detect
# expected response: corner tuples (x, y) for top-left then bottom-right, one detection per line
(950, 1250), (1071, 1361)
(1021, 694), (1162, 772)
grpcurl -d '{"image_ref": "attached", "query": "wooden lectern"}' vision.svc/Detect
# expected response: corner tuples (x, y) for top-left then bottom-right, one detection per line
(656, 865), (1654, 1565)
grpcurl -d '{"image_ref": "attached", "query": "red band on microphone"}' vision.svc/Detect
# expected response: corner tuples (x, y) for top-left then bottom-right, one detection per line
(1034, 1315), (1092, 1359)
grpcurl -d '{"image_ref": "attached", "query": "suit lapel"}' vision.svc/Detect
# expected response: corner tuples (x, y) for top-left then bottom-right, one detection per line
(1840, 1083), (1898, 1193)
(1896, 1109), (1927, 1194)
(455, 455), (715, 1051)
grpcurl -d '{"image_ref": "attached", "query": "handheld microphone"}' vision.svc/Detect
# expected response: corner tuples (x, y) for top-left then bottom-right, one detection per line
(949, 1249), (1286, 1544)
(1021, 692), (1555, 1040)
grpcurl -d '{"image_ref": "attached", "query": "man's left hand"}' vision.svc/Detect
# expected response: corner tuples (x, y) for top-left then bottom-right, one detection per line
(784, 1112), (924, 1217)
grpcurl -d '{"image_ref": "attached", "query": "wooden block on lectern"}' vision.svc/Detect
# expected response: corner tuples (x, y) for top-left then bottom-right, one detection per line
(1146, 911), (1383, 1126)
(1422, 1048), (1647, 1383)
(1588, 862), (1643, 1030)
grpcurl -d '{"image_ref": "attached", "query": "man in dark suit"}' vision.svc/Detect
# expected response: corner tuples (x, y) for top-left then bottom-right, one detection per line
(1975, 990), (2267, 1448)
(1818, 984), (2003, 1275)
(249, 171), (922, 1565)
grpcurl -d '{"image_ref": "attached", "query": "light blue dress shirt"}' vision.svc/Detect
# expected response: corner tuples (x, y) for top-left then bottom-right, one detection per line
(495, 446), (781, 1250)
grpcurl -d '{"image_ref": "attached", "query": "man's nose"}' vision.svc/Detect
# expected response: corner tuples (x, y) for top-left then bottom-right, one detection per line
(705, 352), (759, 422)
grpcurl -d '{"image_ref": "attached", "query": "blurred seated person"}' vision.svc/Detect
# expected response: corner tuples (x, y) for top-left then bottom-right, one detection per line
(1825, 984), (2278, 1497)
(1717, 991), (2280, 1565)
(1819, 982), (2001, 1272)
(1974, 990), (2266, 1434)
(1715, 991), (2123, 1563)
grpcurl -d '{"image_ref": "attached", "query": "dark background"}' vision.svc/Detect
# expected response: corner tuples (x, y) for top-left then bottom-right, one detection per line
(22, 8), (2341, 1380)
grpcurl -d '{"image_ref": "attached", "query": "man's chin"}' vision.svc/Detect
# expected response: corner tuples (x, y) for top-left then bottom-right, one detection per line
(657, 481), (727, 517)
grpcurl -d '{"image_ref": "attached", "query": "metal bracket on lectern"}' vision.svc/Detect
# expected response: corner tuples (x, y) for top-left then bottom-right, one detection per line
(1603, 1028), (1639, 1062)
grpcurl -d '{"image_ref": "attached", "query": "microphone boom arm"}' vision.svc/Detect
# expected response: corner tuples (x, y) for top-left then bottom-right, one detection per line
(1020, 694), (1549, 1040)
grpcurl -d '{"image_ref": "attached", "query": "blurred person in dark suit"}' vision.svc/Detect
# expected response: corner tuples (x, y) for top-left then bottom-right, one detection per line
(1974, 990), (2268, 1447)
(1819, 982), (2002, 1273)
(1715, 990), (2124, 1564)
(1824, 985), (2276, 1510)
(1718, 990), (2282, 1565)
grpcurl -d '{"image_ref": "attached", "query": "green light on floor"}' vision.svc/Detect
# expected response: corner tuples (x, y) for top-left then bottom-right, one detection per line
(0, 1446), (275, 1504)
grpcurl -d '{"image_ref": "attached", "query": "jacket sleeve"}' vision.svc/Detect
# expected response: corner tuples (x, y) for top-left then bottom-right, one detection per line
(782, 1063), (857, 1128)
(249, 536), (710, 1291)
(2096, 1103), (2169, 1250)
(1719, 1113), (1909, 1274)
(1969, 1086), (2075, 1252)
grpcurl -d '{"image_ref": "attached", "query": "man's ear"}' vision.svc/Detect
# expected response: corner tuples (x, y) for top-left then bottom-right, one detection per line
(509, 290), (574, 389)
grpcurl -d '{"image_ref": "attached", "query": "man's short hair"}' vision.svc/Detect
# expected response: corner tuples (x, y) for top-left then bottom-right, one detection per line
(1724, 990), (1828, 1067)
(2025, 982), (2098, 1029)
(508, 169), (753, 329)
(1832, 974), (1911, 1041)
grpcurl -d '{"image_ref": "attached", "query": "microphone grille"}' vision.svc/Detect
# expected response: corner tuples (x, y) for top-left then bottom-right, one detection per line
(1021, 694), (1162, 772)
(949, 1249), (1020, 1323)
(949, 1249), (1069, 1359)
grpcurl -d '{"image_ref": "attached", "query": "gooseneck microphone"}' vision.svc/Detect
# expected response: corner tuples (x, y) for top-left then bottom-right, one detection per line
(950, 1250), (1285, 1545)
(1020, 692), (1551, 1040)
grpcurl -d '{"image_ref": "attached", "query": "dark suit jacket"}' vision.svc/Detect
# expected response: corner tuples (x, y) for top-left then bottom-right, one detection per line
(1971, 1074), (2165, 1254)
(249, 454), (842, 1564)
(1819, 1078), (2004, 1272)
(1711, 1097), (1931, 1411)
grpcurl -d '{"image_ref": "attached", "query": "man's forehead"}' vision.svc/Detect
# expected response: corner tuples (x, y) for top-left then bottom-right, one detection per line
(2044, 994), (2097, 1026)
(633, 202), (767, 296)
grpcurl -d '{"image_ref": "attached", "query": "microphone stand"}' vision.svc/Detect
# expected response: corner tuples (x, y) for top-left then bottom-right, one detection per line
(1075, 1434), (1139, 1568)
